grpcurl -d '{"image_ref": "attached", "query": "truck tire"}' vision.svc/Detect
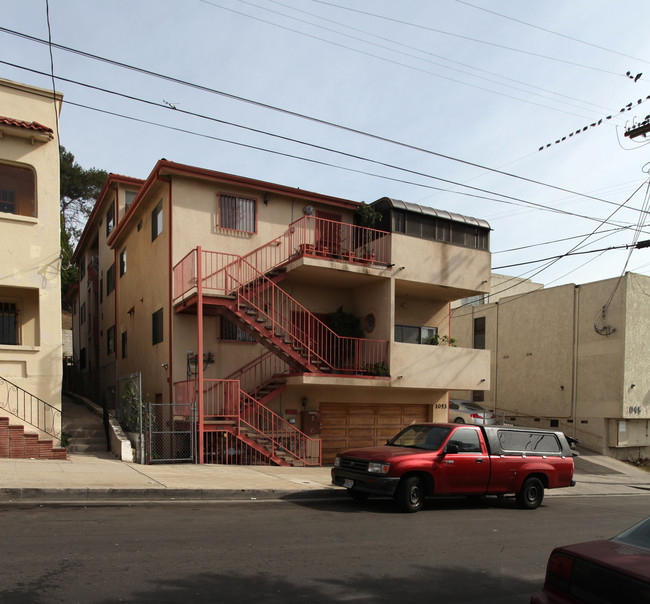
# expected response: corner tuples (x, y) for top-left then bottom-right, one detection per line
(395, 477), (424, 513)
(516, 477), (544, 509)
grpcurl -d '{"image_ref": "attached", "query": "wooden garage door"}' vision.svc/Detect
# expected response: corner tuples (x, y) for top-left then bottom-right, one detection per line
(320, 403), (429, 464)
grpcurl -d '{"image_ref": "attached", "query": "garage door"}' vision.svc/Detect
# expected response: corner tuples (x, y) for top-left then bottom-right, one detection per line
(320, 403), (429, 464)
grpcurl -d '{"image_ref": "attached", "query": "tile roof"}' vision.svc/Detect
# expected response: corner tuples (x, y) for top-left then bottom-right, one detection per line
(0, 116), (54, 137)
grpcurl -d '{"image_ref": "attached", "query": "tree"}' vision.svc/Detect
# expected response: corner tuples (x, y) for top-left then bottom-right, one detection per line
(59, 147), (108, 303)
(60, 146), (108, 243)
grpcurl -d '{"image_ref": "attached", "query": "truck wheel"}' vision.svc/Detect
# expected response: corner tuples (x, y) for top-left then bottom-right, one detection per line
(395, 477), (424, 513)
(516, 477), (544, 509)
(348, 489), (369, 502)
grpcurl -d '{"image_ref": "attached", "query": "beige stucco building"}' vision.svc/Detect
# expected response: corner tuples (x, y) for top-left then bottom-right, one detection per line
(0, 78), (63, 442)
(71, 160), (491, 464)
(451, 272), (650, 460)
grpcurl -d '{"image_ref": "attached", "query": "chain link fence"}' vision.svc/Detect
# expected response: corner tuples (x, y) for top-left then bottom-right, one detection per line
(115, 373), (196, 464)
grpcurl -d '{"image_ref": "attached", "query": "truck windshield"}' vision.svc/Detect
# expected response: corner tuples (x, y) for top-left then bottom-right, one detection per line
(388, 425), (451, 450)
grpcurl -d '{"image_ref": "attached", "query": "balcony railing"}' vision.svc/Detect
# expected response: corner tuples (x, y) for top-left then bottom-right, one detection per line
(173, 216), (391, 304)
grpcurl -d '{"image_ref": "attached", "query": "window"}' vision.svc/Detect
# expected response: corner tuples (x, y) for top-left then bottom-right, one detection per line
(389, 209), (488, 250)
(99, 277), (103, 303)
(79, 347), (86, 370)
(474, 317), (486, 350)
(152, 308), (163, 345)
(460, 294), (485, 307)
(125, 190), (137, 211)
(218, 193), (256, 233)
(497, 430), (561, 454)
(106, 201), (115, 237)
(447, 428), (482, 453)
(0, 163), (36, 217)
(0, 302), (19, 345)
(107, 325), (115, 355)
(80, 302), (86, 325)
(394, 324), (437, 345)
(79, 258), (86, 282)
(220, 317), (255, 342)
(151, 200), (163, 241)
(106, 264), (115, 296)
(121, 331), (127, 359)
(119, 248), (127, 277)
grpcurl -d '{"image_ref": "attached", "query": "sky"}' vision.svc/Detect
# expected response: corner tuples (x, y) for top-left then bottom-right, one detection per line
(3, 0), (650, 292)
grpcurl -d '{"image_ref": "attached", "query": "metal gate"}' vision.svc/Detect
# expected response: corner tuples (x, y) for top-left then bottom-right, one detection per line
(147, 402), (196, 464)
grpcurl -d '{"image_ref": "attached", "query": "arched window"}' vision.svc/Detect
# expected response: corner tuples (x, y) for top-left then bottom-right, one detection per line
(0, 163), (36, 217)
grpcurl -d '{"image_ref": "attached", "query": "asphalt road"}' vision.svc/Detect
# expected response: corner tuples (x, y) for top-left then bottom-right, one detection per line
(1, 494), (648, 603)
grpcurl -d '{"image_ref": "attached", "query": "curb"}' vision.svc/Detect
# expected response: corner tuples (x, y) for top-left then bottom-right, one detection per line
(0, 487), (347, 503)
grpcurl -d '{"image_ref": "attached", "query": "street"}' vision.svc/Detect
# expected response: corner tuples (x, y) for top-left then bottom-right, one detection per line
(1, 494), (648, 603)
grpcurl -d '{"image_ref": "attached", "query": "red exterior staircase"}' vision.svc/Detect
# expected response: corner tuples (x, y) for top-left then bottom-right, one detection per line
(172, 216), (392, 467)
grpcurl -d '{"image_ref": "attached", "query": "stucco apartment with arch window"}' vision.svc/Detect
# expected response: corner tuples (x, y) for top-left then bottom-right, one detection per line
(0, 78), (64, 452)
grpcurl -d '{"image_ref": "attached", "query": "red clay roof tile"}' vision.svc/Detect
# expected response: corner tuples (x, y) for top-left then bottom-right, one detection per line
(0, 116), (54, 137)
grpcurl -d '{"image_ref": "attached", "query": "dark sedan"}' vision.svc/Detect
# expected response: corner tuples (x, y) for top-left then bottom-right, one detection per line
(530, 516), (650, 603)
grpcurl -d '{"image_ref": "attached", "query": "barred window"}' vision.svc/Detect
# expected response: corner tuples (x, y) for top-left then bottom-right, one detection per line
(220, 317), (255, 343)
(218, 194), (256, 233)
(0, 302), (19, 345)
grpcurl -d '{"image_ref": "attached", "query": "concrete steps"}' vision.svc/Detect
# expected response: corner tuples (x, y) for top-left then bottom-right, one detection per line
(62, 400), (107, 454)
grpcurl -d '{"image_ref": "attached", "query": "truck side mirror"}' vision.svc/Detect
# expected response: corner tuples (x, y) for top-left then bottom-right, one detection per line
(444, 444), (459, 455)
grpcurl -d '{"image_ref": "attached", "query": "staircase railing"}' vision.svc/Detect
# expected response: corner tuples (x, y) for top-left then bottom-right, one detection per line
(239, 390), (320, 466)
(176, 378), (320, 466)
(223, 255), (388, 374)
(173, 216), (392, 305)
(0, 376), (62, 439)
(224, 351), (291, 400)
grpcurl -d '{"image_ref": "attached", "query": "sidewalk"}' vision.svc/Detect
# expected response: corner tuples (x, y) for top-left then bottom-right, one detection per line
(1, 448), (649, 503)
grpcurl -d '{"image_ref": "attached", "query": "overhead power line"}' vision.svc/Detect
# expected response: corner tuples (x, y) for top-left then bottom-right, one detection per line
(455, 0), (650, 66)
(310, 0), (629, 77)
(492, 240), (649, 270)
(0, 26), (639, 213)
(6, 58), (646, 230)
(229, 0), (616, 116)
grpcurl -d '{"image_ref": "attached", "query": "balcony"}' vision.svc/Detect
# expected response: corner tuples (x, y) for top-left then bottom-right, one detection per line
(391, 342), (490, 391)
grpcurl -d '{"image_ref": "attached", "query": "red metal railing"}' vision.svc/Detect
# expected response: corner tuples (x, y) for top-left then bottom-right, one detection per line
(225, 351), (291, 400)
(175, 378), (320, 466)
(229, 255), (388, 374)
(241, 215), (391, 277)
(172, 216), (392, 304)
(239, 390), (321, 466)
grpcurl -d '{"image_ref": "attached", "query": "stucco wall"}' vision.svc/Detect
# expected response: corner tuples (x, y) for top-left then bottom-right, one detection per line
(0, 79), (62, 421)
(391, 234), (490, 295)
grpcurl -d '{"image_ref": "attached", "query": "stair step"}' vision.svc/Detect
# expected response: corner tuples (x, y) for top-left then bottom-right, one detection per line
(67, 443), (106, 453)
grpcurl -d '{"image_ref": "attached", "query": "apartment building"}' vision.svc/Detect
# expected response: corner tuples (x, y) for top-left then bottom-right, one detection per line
(71, 160), (491, 465)
(0, 78), (63, 444)
(451, 272), (650, 460)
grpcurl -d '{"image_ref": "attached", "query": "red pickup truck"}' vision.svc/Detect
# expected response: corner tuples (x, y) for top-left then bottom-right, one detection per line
(331, 423), (576, 513)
